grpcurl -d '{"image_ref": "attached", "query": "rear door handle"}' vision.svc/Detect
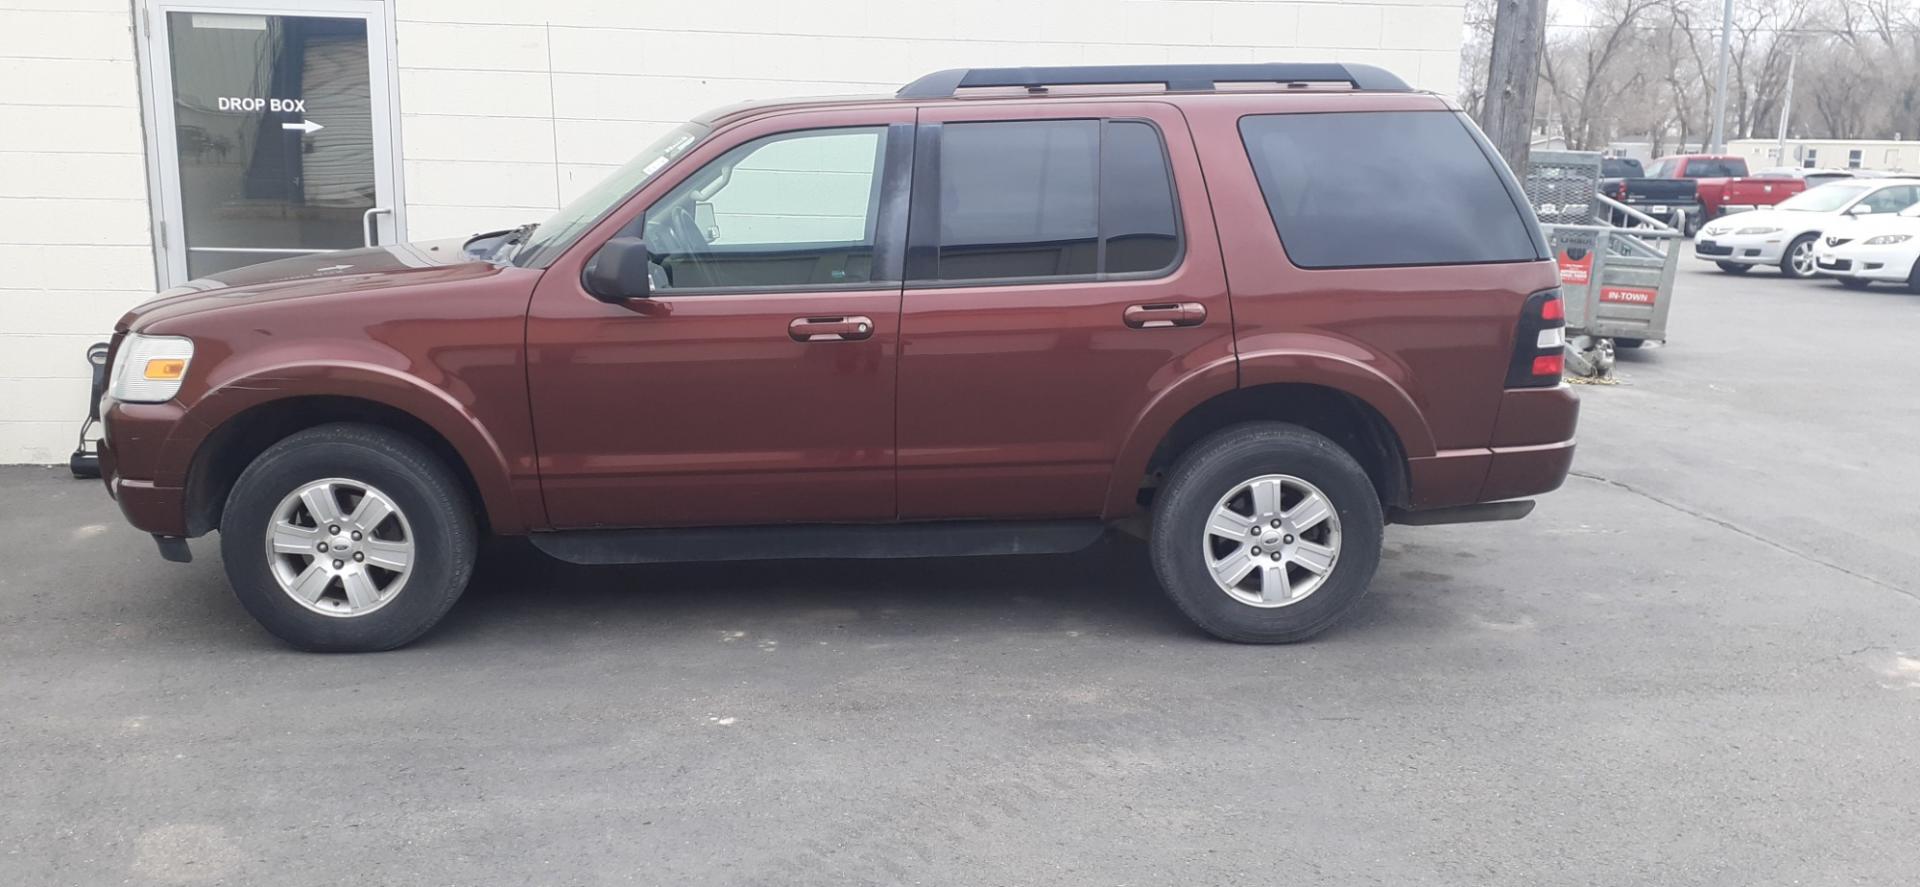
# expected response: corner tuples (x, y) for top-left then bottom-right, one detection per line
(1124, 302), (1206, 328)
(789, 315), (874, 342)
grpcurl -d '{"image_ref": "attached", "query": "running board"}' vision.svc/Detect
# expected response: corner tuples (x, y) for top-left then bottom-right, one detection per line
(529, 519), (1107, 565)
(1388, 500), (1535, 526)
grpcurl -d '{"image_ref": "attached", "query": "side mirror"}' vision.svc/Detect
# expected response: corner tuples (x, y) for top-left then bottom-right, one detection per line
(582, 236), (651, 302)
(1849, 203), (1874, 215)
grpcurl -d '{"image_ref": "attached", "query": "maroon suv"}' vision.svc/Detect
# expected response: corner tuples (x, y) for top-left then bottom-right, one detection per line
(93, 64), (1577, 651)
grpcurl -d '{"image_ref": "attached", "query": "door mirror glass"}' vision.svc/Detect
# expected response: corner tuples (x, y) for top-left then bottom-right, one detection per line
(583, 236), (652, 302)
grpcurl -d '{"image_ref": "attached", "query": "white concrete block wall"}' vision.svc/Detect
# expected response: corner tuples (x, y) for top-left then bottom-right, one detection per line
(0, 0), (1465, 462)
(0, 1), (154, 464)
(392, 0), (1469, 241)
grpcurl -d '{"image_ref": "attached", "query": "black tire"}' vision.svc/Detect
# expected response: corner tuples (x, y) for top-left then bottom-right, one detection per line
(1614, 337), (1646, 349)
(1908, 260), (1920, 294)
(219, 423), (477, 652)
(1714, 261), (1751, 274)
(1683, 212), (1704, 239)
(1838, 277), (1872, 290)
(1148, 422), (1384, 644)
(1779, 233), (1819, 278)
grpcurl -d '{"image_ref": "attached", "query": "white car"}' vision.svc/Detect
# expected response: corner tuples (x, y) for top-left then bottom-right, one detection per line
(1694, 179), (1920, 278)
(1813, 205), (1920, 291)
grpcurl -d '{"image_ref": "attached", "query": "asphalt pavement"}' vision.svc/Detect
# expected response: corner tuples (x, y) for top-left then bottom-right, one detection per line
(4, 253), (1918, 885)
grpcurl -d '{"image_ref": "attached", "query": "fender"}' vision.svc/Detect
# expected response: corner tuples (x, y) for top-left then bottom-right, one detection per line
(1235, 348), (1436, 457)
(156, 357), (532, 534)
(1100, 347), (1437, 519)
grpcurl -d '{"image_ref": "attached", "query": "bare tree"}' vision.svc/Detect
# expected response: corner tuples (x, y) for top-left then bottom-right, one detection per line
(1459, 0), (1920, 159)
(1540, 0), (1664, 149)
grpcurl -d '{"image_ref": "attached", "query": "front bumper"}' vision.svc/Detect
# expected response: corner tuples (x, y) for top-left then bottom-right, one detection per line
(1694, 232), (1789, 265)
(107, 475), (191, 537)
(98, 398), (195, 537)
(1814, 245), (1917, 281)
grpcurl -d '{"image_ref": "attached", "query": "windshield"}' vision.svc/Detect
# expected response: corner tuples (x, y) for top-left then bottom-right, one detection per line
(1776, 183), (1872, 212)
(510, 122), (709, 267)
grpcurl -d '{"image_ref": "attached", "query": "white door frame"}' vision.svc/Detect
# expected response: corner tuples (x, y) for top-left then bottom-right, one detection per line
(133, 0), (405, 287)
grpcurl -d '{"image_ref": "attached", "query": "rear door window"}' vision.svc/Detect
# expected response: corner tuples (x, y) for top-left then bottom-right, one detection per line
(917, 118), (1181, 282)
(1238, 111), (1542, 269)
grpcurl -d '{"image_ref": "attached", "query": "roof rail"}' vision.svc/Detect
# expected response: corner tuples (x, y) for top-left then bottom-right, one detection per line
(896, 63), (1411, 99)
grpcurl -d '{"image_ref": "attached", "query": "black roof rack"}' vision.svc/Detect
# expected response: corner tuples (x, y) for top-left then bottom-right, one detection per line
(896, 63), (1411, 99)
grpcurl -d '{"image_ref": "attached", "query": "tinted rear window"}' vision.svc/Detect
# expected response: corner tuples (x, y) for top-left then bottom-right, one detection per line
(1682, 158), (1747, 178)
(1238, 111), (1541, 269)
(923, 119), (1181, 282)
(938, 120), (1099, 279)
(1602, 157), (1643, 177)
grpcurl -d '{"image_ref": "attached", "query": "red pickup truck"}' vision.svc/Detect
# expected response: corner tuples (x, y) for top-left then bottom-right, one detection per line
(1648, 154), (1806, 236)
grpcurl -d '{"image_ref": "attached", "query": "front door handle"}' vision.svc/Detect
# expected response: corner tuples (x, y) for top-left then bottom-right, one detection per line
(789, 315), (873, 342)
(1124, 302), (1206, 328)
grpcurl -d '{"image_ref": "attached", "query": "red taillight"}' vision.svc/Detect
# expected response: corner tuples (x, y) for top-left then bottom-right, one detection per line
(1616, 182), (1627, 199)
(1506, 289), (1567, 388)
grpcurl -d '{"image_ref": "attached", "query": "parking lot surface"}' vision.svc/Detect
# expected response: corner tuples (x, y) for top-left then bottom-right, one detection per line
(4, 254), (1918, 885)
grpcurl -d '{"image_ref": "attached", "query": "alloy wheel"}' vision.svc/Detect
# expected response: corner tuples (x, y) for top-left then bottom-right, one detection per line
(1790, 240), (1817, 277)
(265, 478), (415, 617)
(1202, 474), (1342, 607)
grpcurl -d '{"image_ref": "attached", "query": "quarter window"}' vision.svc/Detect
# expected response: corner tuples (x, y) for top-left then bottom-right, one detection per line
(1238, 111), (1541, 269)
(643, 127), (888, 291)
(921, 118), (1181, 282)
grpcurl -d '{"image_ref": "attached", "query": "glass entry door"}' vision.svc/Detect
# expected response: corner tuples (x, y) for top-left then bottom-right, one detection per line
(139, 0), (400, 284)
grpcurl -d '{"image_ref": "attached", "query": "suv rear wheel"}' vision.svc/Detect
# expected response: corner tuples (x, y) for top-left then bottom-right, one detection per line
(219, 423), (477, 652)
(1149, 422), (1383, 643)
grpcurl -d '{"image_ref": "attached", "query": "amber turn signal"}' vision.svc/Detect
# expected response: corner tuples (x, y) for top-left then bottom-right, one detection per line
(144, 358), (187, 380)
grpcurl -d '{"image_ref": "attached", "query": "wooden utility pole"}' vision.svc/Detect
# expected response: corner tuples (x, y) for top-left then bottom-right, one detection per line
(1481, 0), (1550, 178)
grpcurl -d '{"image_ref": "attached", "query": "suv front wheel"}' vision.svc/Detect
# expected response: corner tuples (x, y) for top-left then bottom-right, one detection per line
(1149, 422), (1384, 643)
(219, 423), (477, 652)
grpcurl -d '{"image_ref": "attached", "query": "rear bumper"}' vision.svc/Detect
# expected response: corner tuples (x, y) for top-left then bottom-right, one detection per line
(1403, 385), (1579, 514)
(1479, 439), (1576, 501)
(1621, 200), (1699, 220)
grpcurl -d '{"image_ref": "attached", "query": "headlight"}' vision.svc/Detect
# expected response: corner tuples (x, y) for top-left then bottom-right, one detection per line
(1864, 234), (1913, 245)
(108, 334), (195, 403)
(1735, 226), (1781, 236)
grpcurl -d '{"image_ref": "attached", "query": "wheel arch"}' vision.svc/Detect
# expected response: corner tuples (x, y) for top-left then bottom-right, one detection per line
(1104, 351), (1432, 520)
(174, 369), (527, 536)
(1132, 383), (1411, 514)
